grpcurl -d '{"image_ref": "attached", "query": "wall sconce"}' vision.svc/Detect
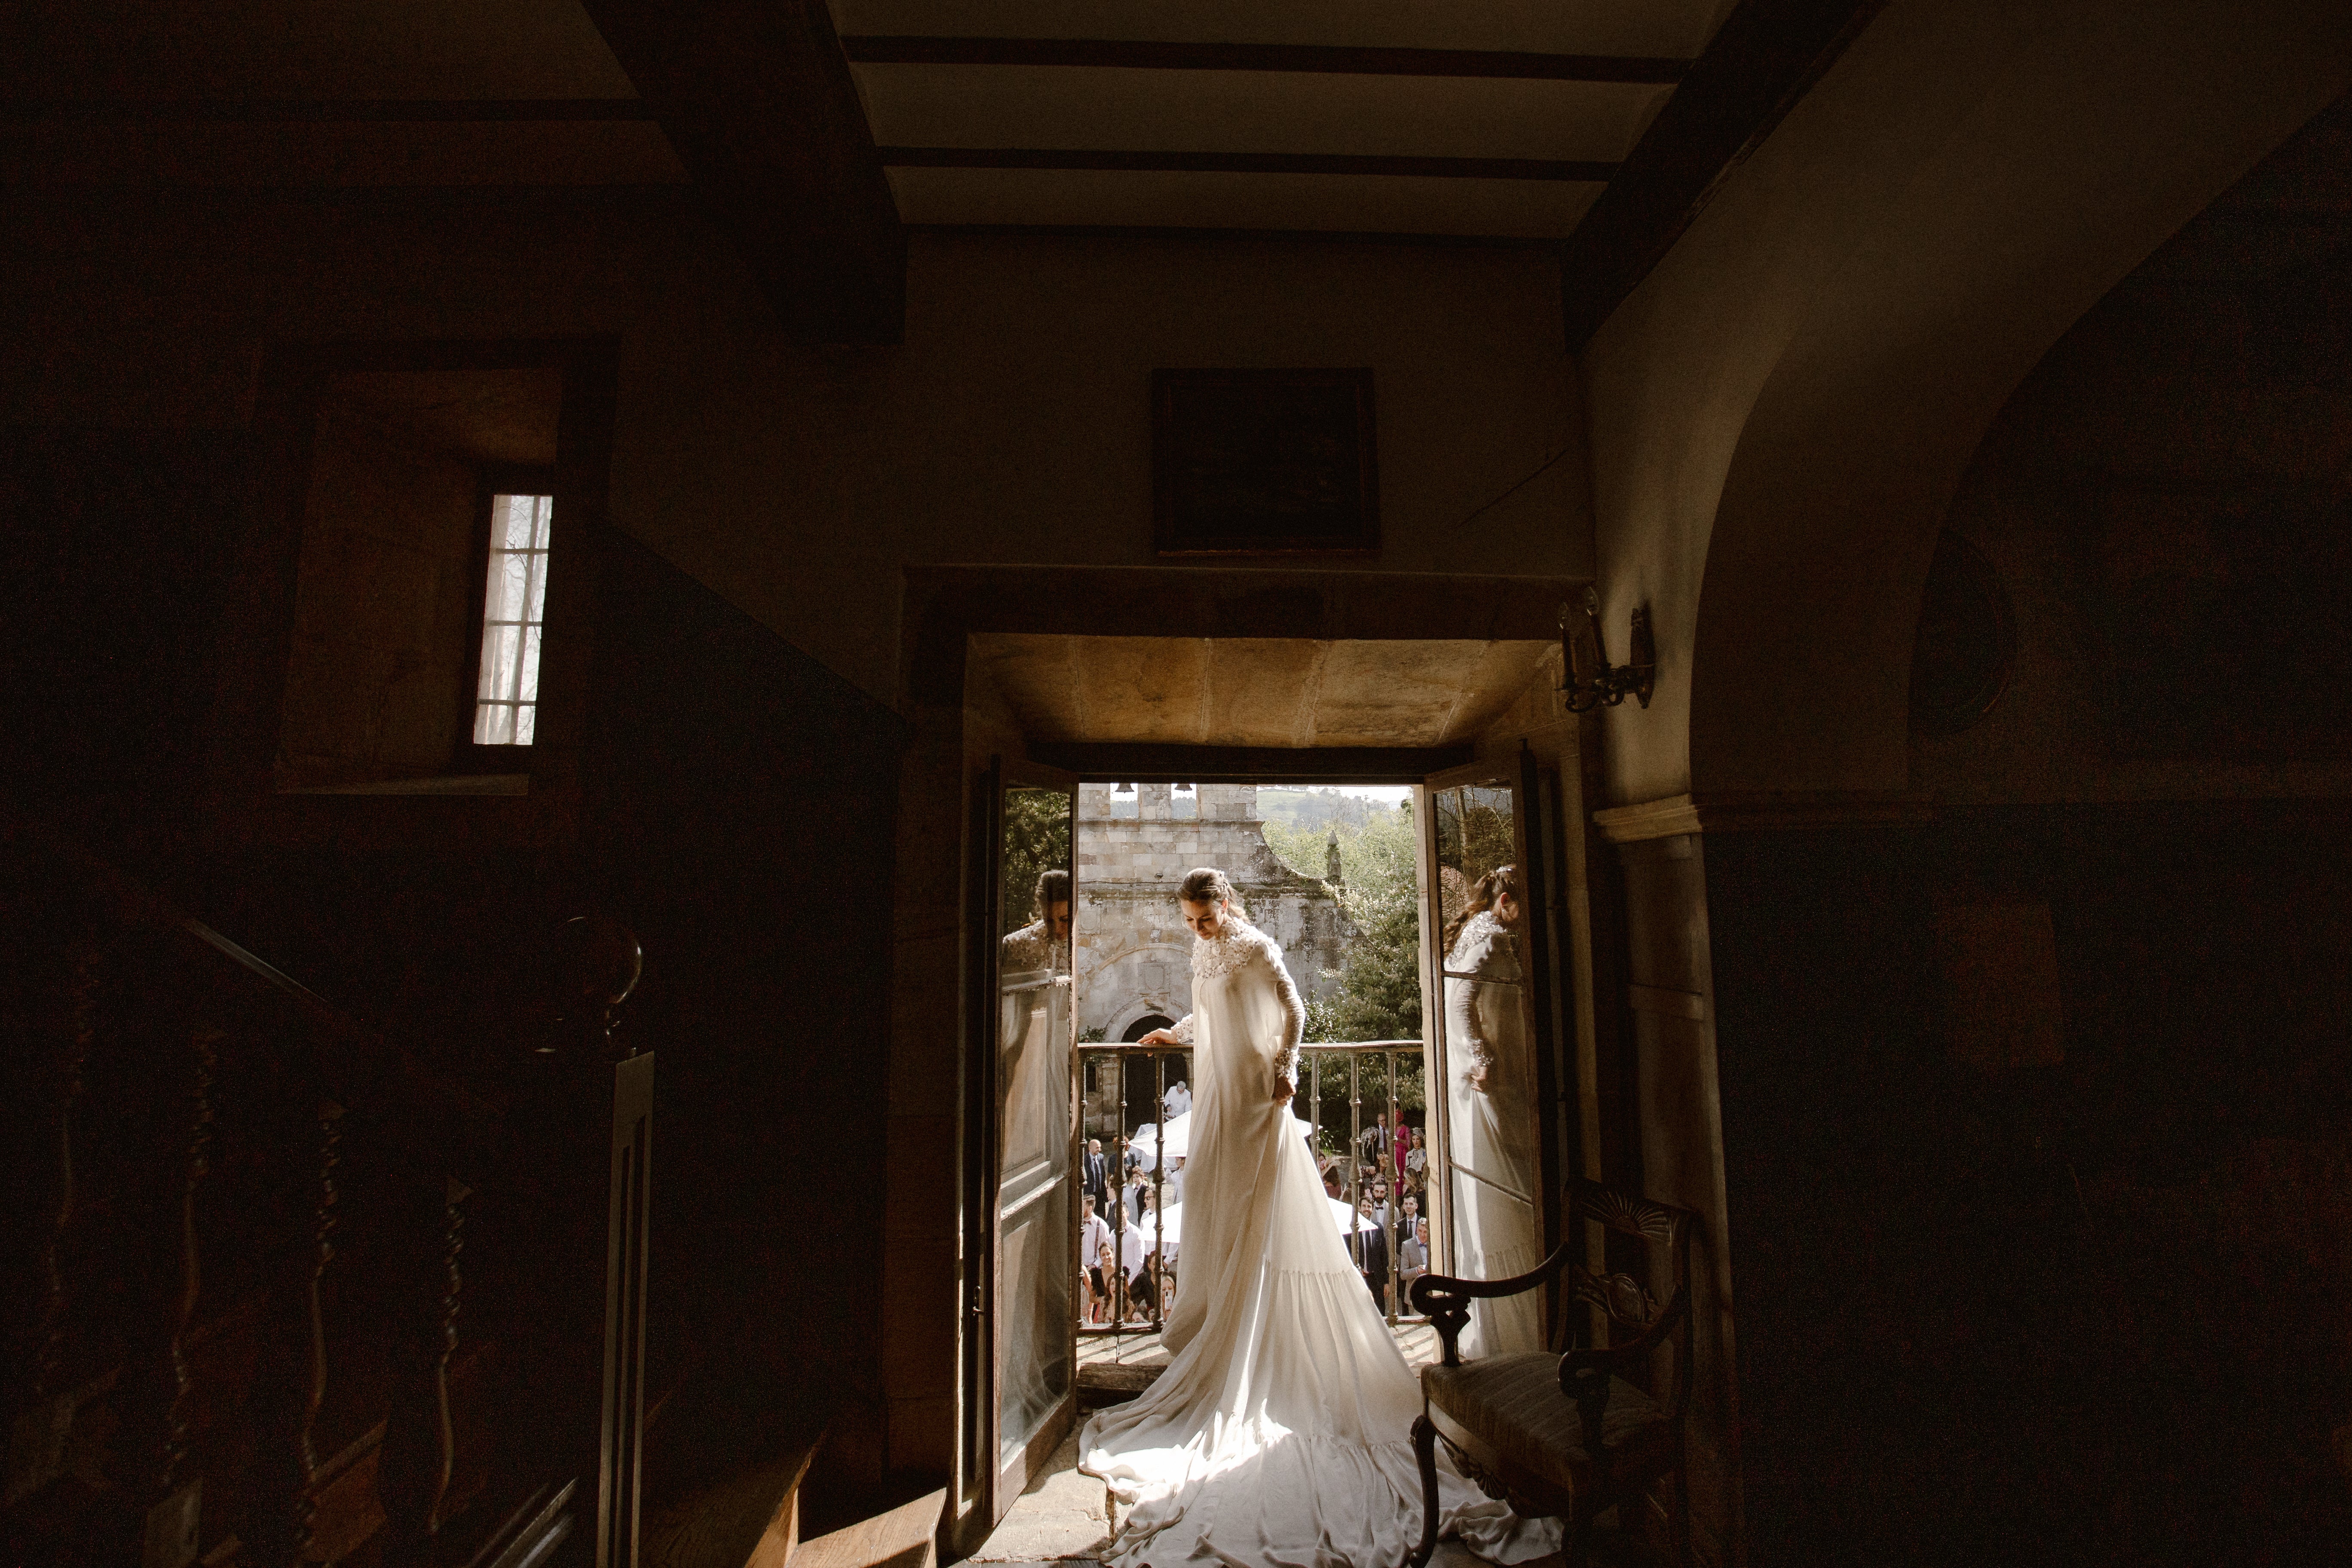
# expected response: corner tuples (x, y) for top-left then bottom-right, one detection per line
(1559, 587), (1654, 712)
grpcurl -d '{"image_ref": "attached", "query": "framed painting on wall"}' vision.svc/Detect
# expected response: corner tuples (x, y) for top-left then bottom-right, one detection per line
(1152, 368), (1379, 556)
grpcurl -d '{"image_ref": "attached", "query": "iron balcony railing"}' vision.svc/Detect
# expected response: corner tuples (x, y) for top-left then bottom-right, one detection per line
(1075, 1040), (1431, 1337)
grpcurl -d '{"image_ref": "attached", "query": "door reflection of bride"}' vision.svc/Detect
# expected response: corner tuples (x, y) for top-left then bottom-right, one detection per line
(1080, 867), (1556, 1568)
(999, 870), (1073, 1452)
(1443, 865), (1547, 1359)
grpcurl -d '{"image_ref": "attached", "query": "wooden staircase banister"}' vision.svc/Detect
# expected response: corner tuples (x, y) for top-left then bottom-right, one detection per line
(4, 803), (649, 1568)
(2, 801), (509, 1169)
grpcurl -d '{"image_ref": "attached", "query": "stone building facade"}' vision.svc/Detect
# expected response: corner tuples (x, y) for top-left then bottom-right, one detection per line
(1074, 782), (1349, 1044)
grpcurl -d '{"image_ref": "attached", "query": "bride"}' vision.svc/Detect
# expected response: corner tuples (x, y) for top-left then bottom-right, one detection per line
(1080, 867), (1558, 1568)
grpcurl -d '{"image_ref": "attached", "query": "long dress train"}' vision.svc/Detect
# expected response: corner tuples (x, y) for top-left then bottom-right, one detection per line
(1079, 916), (1558, 1568)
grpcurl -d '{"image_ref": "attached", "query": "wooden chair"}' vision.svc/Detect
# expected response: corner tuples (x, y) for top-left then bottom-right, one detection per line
(1406, 1179), (1697, 1568)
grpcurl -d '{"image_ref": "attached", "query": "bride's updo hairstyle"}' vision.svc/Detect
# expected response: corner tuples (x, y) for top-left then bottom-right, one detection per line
(1444, 864), (1522, 953)
(1178, 867), (1247, 922)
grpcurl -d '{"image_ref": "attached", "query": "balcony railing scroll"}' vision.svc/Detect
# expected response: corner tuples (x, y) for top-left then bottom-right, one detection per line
(1074, 1040), (1430, 1338)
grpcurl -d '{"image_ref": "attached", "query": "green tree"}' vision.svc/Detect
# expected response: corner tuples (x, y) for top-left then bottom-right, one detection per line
(999, 787), (1071, 934)
(1266, 802), (1430, 1140)
(1265, 802), (1425, 1045)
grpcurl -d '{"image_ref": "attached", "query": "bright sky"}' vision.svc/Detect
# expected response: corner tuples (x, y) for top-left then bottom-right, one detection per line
(1328, 785), (1412, 807)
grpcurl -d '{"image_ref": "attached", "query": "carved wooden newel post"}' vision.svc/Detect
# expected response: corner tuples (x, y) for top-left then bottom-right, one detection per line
(599, 1050), (652, 1568)
(524, 914), (649, 1568)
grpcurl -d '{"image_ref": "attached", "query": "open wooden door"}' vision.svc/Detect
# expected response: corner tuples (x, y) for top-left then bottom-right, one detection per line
(1419, 760), (1571, 1352)
(961, 757), (1080, 1545)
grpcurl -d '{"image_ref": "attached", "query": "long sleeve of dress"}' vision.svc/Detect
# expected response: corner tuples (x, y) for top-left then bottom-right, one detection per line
(1263, 946), (1305, 1090)
(1445, 919), (1503, 1078)
(1170, 1014), (1195, 1044)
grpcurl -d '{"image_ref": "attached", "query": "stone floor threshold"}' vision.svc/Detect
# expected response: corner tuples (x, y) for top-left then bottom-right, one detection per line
(968, 1323), (1624, 1568)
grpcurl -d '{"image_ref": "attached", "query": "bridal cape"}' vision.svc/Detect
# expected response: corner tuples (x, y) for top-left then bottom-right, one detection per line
(1079, 917), (1559, 1568)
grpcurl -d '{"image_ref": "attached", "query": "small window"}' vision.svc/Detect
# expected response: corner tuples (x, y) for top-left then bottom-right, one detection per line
(473, 493), (551, 745)
(1171, 782), (1199, 820)
(1111, 782), (1139, 820)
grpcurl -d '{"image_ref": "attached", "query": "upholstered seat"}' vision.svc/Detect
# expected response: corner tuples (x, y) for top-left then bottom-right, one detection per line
(1422, 1355), (1673, 1490)
(1407, 1179), (1698, 1568)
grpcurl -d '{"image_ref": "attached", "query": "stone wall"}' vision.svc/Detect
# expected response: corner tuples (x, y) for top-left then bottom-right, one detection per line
(1074, 782), (1349, 1042)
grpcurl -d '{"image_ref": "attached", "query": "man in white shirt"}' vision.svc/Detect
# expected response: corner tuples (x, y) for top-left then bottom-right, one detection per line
(1078, 1191), (1114, 1324)
(1163, 1078), (1192, 1119)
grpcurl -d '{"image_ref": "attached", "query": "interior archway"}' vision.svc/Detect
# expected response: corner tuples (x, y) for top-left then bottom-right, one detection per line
(1584, 0), (2352, 806)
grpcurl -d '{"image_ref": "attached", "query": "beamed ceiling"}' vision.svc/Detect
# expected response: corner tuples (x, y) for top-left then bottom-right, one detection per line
(5, 0), (1884, 343)
(833, 0), (1709, 242)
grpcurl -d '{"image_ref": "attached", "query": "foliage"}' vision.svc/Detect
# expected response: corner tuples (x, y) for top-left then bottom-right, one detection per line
(1431, 784), (1519, 937)
(1000, 787), (1071, 934)
(1264, 800), (1425, 1051)
(1257, 786), (1387, 834)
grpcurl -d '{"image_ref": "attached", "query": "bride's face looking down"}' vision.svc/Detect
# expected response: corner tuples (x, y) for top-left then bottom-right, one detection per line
(1179, 895), (1229, 940)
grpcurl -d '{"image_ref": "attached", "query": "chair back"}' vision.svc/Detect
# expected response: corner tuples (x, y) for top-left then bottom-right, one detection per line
(1559, 1178), (1697, 1422)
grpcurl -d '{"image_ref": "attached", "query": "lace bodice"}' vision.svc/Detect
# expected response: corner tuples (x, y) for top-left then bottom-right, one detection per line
(1167, 918), (1304, 1088)
(1444, 909), (1513, 973)
(999, 920), (1068, 976)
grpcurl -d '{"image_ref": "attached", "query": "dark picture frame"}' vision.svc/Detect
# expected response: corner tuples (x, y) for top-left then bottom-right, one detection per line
(1152, 368), (1379, 556)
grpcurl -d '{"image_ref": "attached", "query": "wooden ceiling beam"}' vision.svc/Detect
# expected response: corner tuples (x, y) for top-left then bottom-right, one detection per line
(841, 37), (1690, 84)
(2, 99), (657, 122)
(907, 223), (1556, 249)
(1559, 0), (1889, 348)
(579, 0), (904, 344)
(880, 148), (1619, 182)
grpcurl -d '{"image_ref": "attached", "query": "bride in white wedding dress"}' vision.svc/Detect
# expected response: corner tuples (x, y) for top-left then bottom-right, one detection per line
(1080, 867), (1559, 1568)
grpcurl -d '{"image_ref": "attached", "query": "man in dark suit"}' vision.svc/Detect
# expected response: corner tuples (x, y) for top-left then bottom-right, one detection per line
(1326, 1172), (1391, 1311)
(1083, 1137), (1110, 1214)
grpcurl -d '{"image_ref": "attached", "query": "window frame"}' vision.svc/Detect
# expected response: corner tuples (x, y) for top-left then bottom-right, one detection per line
(451, 461), (560, 773)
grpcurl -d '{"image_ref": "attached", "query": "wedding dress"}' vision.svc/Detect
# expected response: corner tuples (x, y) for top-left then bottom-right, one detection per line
(1079, 915), (1558, 1568)
(1443, 910), (1547, 1359)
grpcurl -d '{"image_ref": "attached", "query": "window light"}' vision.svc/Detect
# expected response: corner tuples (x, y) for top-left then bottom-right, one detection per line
(474, 493), (551, 745)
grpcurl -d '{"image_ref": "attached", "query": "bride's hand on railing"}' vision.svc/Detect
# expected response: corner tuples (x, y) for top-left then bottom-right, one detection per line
(1135, 1028), (1181, 1048)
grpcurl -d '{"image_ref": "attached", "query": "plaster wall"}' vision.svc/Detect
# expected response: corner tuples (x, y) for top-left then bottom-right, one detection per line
(277, 398), (479, 784)
(1, 201), (1590, 717)
(1913, 101), (2352, 805)
(613, 233), (1588, 707)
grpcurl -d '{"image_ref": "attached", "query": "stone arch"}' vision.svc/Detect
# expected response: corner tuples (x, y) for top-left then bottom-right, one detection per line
(1574, 4), (2352, 1554)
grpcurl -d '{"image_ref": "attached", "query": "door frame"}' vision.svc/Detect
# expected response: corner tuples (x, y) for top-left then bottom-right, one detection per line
(960, 756), (1081, 1551)
(1418, 758), (1567, 1335)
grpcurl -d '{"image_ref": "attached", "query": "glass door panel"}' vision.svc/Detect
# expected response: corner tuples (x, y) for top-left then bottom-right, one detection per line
(992, 784), (1076, 1507)
(1426, 776), (1548, 1356)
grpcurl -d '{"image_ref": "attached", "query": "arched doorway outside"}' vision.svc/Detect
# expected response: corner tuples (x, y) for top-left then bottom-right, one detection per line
(1114, 1014), (1183, 1148)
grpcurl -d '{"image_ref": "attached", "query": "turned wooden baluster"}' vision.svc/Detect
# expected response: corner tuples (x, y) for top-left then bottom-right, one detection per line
(379, 1174), (470, 1563)
(109, 1017), (219, 1568)
(245, 1087), (344, 1568)
(2, 931), (95, 1508)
